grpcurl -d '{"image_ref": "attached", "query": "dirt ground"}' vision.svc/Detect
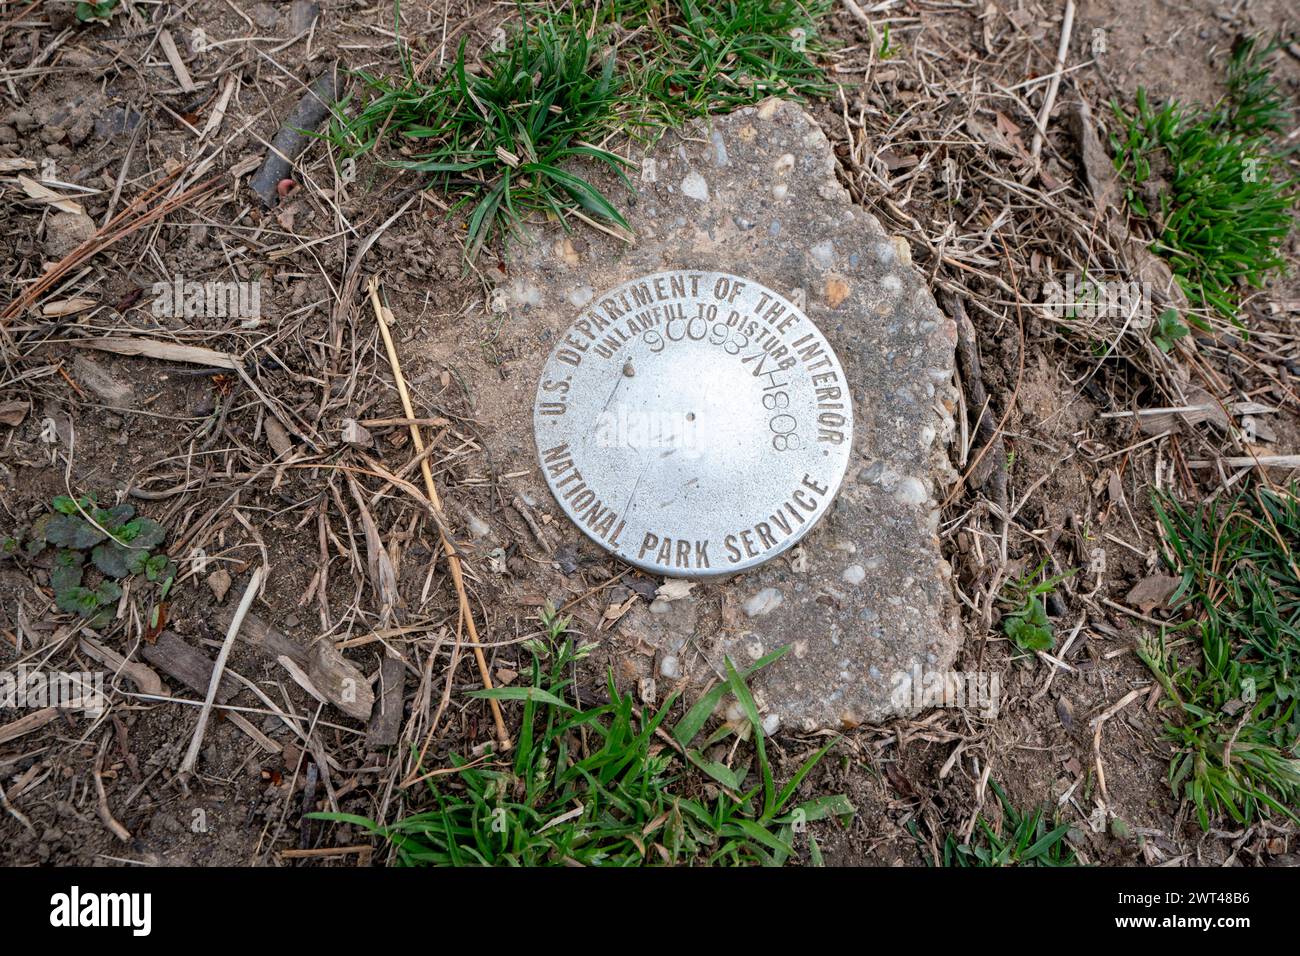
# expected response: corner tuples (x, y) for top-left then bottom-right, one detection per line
(0, 0), (1297, 866)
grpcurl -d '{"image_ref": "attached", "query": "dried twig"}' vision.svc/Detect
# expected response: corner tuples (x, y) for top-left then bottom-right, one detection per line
(367, 277), (511, 751)
(93, 734), (131, 842)
(1090, 684), (1150, 806)
(180, 566), (264, 776)
(1030, 0), (1076, 160)
(249, 68), (341, 206)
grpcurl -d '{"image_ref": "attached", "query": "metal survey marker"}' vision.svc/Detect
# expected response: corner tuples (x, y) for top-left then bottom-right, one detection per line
(533, 270), (853, 577)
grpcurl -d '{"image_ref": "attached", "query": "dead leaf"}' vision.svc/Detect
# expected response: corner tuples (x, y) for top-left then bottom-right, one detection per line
(207, 568), (232, 603)
(602, 594), (637, 626)
(1125, 574), (1182, 614)
(1056, 695), (1075, 732)
(1124, 242), (1189, 311)
(966, 115), (1017, 157)
(41, 297), (96, 317)
(655, 579), (695, 602)
(0, 400), (29, 427)
(1065, 99), (1120, 211)
(1135, 385), (1232, 436)
(340, 418), (373, 447)
(346, 475), (399, 624)
(264, 417), (293, 458)
(625, 576), (658, 601)
(17, 175), (85, 215)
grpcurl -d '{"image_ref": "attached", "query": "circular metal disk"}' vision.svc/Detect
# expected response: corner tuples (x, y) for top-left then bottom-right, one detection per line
(534, 270), (853, 578)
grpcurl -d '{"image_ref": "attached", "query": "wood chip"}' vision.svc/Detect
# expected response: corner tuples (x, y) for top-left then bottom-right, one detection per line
(73, 336), (239, 369)
(308, 641), (375, 722)
(0, 708), (59, 746)
(365, 656), (406, 747)
(16, 175), (84, 215)
(157, 28), (197, 92)
(216, 608), (374, 720)
(41, 297), (96, 317)
(142, 631), (240, 703)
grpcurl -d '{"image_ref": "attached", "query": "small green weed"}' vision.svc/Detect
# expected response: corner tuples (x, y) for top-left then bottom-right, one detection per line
(999, 560), (1074, 654)
(1152, 305), (1190, 353)
(876, 22), (896, 60)
(311, 609), (852, 865)
(913, 780), (1079, 867)
(1137, 484), (1300, 831)
(2, 496), (175, 628)
(75, 0), (119, 23)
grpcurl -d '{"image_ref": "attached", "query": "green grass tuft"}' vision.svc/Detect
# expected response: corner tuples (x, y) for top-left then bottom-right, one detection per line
(329, 0), (834, 260)
(1138, 484), (1300, 831)
(330, 8), (631, 261)
(311, 611), (852, 865)
(1220, 34), (1292, 141)
(1110, 36), (1297, 324)
(612, 0), (835, 122)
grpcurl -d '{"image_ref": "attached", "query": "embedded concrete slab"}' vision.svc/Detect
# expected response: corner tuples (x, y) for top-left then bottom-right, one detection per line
(484, 97), (961, 730)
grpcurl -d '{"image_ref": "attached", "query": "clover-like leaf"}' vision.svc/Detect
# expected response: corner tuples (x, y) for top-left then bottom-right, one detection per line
(53, 548), (84, 568)
(54, 585), (100, 616)
(95, 580), (122, 604)
(126, 517), (166, 550)
(126, 547), (151, 576)
(75, 0), (119, 24)
(29, 513), (53, 545)
(43, 513), (106, 549)
(1004, 597), (1054, 652)
(91, 541), (134, 578)
(145, 553), (170, 581)
(107, 503), (135, 524)
(87, 606), (114, 629)
(50, 554), (84, 598)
